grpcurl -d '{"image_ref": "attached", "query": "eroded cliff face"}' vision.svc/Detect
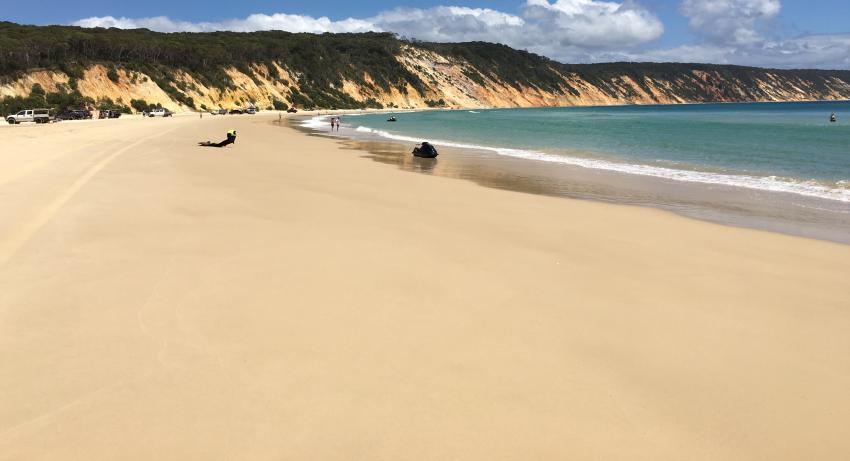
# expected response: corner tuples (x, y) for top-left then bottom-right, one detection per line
(0, 70), (70, 99)
(3, 45), (850, 112)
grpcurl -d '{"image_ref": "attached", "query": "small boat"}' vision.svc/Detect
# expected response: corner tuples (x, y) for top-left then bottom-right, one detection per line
(830, 113), (837, 123)
(387, 116), (397, 122)
(412, 142), (438, 158)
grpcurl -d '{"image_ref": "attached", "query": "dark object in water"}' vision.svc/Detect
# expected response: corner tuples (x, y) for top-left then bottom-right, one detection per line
(412, 142), (438, 158)
(387, 116), (397, 122)
(830, 112), (837, 123)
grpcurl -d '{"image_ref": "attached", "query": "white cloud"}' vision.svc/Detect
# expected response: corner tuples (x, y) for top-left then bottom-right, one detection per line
(72, 1), (663, 63)
(73, 14), (375, 34)
(630, 33), (850, 69)
(524, 0), (664, 47)
(638, 0), (850, 69)
(369, 6), (526, 43)
(70, 1), (850, 69)
(680, 0), (781, 45)
(588, 0), (848, 70)
(75, 16), (202, 32)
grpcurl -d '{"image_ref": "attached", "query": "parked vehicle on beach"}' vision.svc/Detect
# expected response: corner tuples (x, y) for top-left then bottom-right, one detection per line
(98, 110), (122, 119)
(148, 108), (173, 117)
(287, 108), (298, 113)
(245, 107), (257, 114)
(229, 108), (243, 115)
(54, 111), (74, 121)
(6, 108), (51, 124)
(54, 109), (92, 121)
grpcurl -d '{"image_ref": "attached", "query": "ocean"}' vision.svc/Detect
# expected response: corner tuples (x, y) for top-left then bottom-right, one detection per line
(300, 101), (850, 242)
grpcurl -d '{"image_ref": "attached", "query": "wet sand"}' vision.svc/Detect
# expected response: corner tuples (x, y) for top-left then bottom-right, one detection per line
(1, 113), (850, 460)
(301, 121), (850, 244)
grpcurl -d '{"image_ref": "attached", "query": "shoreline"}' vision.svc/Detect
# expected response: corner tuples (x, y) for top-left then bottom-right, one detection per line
(292, 111), (850, 245)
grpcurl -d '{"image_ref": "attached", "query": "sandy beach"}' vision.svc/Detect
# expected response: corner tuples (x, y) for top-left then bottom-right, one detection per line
(1, 113), (849, 460)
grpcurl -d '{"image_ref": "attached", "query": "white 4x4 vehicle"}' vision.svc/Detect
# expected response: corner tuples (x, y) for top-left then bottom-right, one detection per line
(147, 108), (173, 118)
(7, 108), (51, 124)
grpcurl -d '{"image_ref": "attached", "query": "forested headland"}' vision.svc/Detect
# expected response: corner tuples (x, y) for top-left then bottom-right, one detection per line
(2, 21), (849, 115)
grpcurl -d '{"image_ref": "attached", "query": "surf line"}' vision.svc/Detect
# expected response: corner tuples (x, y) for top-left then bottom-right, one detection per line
(0, 125), (182, 267)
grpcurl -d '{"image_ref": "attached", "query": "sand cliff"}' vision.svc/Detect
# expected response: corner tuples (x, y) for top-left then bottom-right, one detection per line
(3, 45), (850, 112)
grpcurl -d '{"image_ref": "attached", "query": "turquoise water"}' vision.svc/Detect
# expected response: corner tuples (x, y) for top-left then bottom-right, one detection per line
(340, 102), (850, 202)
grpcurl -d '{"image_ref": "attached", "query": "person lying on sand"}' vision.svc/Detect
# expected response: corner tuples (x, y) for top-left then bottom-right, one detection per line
(199, 130), (237, 148)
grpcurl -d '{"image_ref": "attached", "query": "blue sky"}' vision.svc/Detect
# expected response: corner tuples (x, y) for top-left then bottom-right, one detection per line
(4, 1), (850, 69)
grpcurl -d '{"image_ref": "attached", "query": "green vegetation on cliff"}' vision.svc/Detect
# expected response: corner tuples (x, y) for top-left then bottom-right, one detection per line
(0, 22), (422, 109)
(560, 62), (850, 103)
(0, 82), (133, 116)
(1, 21), (849, 112)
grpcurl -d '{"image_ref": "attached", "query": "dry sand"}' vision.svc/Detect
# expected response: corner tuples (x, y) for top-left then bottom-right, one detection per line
(1, 114), (849, 460)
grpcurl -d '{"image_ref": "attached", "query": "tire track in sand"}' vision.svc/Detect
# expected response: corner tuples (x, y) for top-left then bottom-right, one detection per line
(0, 126), (181, 267)
(0, 140), (102, 188)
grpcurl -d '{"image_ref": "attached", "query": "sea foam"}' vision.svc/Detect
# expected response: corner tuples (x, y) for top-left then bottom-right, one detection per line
(300, 115), (332, 130)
